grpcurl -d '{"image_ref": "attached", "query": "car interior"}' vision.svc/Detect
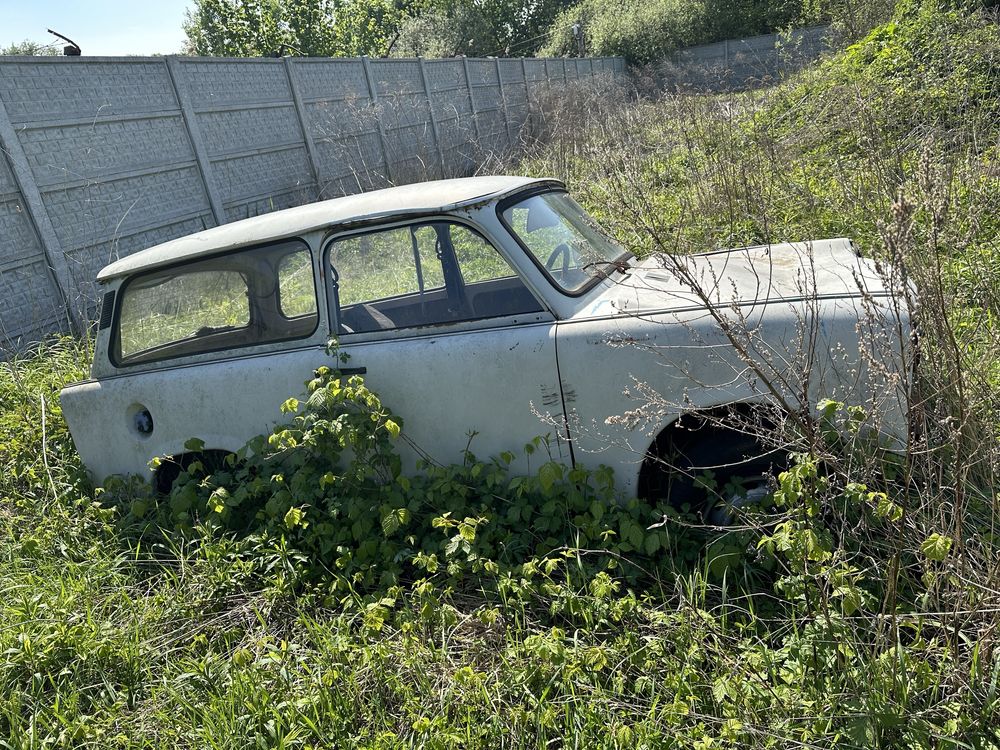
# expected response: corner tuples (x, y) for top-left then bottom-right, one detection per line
(332, 221), (544, 334)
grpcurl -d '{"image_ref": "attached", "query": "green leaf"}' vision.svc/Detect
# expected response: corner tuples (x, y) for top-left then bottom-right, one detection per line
(871, 492), (903, 522)
(627, 522), (644, 550)
(920, 533), (952, 562)
(458, 521), (476, 543)
(184, 437), (205, 452)
(538, 461), (562, 493)
(384, 419), (400, 439)
(643, 532), (660, 556)
(209, 487), (229, 514)
(280, 397), (300, 414)
(284, 506), (305, 529)
(381, 511), (400, 536)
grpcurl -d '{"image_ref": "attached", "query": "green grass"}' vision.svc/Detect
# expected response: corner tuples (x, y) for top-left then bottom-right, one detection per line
(4, 2), (1000, 746)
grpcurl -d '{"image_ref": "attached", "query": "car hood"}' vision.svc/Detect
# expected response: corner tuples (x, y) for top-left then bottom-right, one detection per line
(577, 238), (895, 318)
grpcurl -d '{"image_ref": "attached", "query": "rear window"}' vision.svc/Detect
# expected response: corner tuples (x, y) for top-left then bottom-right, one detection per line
(114, 240), (317, 366)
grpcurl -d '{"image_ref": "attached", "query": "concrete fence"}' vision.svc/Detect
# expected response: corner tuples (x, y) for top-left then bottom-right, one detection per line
(0, 54), (624, 347)
(661, 25), (836, 91)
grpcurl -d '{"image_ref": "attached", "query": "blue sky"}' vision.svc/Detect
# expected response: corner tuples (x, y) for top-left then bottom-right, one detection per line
(3, 0), (193, 56)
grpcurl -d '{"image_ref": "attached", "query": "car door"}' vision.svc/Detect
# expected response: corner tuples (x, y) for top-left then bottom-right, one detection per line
(326, 218), (570, 475)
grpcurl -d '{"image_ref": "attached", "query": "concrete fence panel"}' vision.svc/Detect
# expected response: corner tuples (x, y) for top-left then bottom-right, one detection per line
(664, 26), (837, 92)
(0, 54), (623, 347)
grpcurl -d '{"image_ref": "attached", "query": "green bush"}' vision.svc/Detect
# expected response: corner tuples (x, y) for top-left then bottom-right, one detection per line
(541, 0), (826, 64)
(139, 352), (703, 593)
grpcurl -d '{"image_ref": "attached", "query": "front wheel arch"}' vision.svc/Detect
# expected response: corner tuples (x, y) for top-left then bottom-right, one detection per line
(637, 403), (789, 521)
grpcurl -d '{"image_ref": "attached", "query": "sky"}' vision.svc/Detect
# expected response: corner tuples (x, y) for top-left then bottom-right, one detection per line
(2, 0), (193, 56)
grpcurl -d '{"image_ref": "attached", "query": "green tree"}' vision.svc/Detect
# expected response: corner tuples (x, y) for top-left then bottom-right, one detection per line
(394, 0), (576, 58)
(183, 0), (415, 57)
(1, 39), (60, 56)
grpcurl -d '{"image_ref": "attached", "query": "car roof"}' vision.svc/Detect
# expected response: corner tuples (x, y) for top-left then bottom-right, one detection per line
(97, 175), (562, 282)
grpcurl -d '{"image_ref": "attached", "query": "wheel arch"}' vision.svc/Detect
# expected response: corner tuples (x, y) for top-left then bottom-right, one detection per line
(152, 448), (238, 494)
(636, 400), (788, 504)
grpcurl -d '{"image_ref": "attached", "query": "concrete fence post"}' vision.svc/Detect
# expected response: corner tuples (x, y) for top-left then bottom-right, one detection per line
(361, 56), (395, 185)
(521, 58), (532, 128)
(462, 57), (482, 142)
(165, 56), (226, 226)
(495, 58), (514, 149)
(0, 97), (82, 332)
(418, 58), (446, 177)
(521, 57), (530, 105)
(283, 58), (325, 200)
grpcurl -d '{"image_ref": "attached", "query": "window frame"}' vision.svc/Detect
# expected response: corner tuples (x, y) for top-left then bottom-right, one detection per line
(110, 238), (319, 368)
(324, 216), (550, 337)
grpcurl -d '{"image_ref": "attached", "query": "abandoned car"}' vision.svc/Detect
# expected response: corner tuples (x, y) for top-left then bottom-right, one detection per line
(60, 176), (911, 517)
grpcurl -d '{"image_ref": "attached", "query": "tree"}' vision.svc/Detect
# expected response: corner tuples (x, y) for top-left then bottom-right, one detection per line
(183, 0), (416, 57)
(393, 3), (494, 56)
(394, 0), (577, 58)
(1, 39), (60, 56)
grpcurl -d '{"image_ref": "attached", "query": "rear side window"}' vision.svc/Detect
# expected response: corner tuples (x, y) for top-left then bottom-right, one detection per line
(114, 240), (317, 366)
(277, 251), (319, 318)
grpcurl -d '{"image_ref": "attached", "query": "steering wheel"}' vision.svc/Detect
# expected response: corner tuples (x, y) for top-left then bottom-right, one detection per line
(544, 242), (571, 277)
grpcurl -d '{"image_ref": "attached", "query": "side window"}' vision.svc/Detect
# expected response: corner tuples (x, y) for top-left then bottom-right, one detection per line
(451, 225), (518, 283)
(119, 271), (250, 359)
(330, 222), (542, 334)
(114, 239), (318, 366)
(331, 227), (444, 309)
(451, 225), (544, 318)
(277, 250), (317, 318)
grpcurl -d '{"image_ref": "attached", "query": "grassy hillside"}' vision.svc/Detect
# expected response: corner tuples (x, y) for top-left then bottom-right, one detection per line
(3, 2), (1000, 747)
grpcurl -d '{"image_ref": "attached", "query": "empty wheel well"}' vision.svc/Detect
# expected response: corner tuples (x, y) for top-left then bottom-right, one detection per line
(637, 403), (787, 507)
(153, 449), (235, 494)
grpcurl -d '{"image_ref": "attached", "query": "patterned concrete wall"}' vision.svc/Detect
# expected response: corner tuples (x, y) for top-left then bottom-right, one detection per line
(662, 26), (835, 91)
(0, 54), (624, 347)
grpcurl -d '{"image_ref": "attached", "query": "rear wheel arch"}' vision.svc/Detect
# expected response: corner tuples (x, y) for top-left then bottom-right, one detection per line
(153, 449), (236, 494)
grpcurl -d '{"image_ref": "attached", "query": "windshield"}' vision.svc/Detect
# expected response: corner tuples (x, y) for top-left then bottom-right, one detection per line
(501, 191), (629, 293)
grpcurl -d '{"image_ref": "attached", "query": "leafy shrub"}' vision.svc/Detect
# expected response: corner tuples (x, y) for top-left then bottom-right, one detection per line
(143, 352), (705, 594)
(541, 0), (828, 64)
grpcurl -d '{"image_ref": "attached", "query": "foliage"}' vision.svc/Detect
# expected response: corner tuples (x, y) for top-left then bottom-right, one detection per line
(145, 351), (685, 589)
(393, 0), (575, 58)
(540, 0), (831, 64)
(3, 334), (1000, 746)
(0, 39), (60, 56)
(392, 2), (498, 57)
(183, 0), (417, 57)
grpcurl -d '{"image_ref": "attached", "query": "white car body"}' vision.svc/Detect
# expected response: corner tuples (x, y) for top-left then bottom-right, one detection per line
(60, 176), (910, 499)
